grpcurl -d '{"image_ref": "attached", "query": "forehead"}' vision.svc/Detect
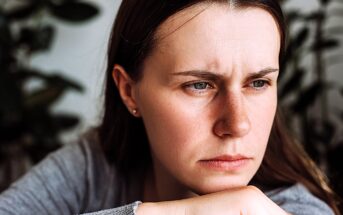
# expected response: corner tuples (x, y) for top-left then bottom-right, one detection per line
(149, 3), (280, 72)
(155, 3), (280, 44)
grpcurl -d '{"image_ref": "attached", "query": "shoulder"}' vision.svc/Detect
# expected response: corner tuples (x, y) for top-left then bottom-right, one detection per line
(29, 130), (105, 186)
(48, 130), (124, 210)
(265, 183), (334, 215)
(0, 130), (123, 213)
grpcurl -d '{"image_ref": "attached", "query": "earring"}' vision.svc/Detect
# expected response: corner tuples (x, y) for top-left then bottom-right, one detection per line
(132, 109), (138, 116)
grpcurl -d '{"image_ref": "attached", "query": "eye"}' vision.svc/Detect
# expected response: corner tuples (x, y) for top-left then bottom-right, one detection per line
(249, 80), (270, 90)
(183, 81), (215, 95)
(186, 82), (213, 90)
(192, 82), (211, 90)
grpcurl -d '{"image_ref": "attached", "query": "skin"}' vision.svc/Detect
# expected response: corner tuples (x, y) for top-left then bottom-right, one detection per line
(113, 3), (286, 214)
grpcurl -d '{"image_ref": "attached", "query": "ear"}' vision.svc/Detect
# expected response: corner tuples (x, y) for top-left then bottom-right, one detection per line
(112, 64), (139, 116)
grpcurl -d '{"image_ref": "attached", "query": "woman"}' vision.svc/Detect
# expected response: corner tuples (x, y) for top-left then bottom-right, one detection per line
(0, 0), (340, 214)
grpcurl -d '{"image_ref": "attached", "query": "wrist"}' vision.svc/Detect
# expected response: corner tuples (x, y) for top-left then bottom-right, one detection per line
(136, 200), (187, 215)
(136, 202), (159, 215)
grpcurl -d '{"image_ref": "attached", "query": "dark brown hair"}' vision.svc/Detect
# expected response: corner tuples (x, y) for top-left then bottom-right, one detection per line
(97, 0), (340, 213)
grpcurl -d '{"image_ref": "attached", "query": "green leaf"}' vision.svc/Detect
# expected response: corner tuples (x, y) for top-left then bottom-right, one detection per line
(24, 86), (64, 109)
(291, 82), (327, 113)
(327, 143), (343, 176)
(293, 27), (310, 48)
(49, 1), (99, 22)
(311, 38), (340, 51)
(0, 73), (23, 113)
(320, 0), (331, 5)
(14, 68), (50, 81)
(16, 69), (83, 92)
(25, 110), (56, 135)
(279, 47), (294, 80)
(0, 14), (11, 43)
(279, 68), (305, 99)
(305, 11), (325, 21)
(316, 120), (336, 143)
(0, 72), (25, 143)
(12, 68), (51, 89)
(51, 113), (79, 131)
(26, 142), (62, 163)
(47, 74), (84, 92)
(285, 10), (302, 24)
(23, 73), (84, 109)
(0, 119), (25, 143)
(0, 13), (14, 67)
(5, 2), (40, 21)
(18, 26), (55, 52)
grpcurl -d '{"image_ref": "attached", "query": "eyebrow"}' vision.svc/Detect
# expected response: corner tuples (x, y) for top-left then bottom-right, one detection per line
(248, 68), (279, 79)
(172, 70), (222, 81)
(172, 68), (279, 79)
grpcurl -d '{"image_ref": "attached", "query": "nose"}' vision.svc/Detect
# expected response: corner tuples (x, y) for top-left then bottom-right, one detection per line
(213, 92), (251, 138)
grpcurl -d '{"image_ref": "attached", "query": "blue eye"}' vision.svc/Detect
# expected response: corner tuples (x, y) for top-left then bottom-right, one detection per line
(192, 82), (210, 90)
(183, 81), (214, 95)
(251, 80), (268, 89)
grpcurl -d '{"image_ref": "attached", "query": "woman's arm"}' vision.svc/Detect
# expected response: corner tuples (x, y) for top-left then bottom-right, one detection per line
(137, 186), (288, 215)
(137, 184), (335, 215)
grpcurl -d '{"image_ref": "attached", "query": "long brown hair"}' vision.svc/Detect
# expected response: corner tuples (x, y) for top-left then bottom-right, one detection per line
(98, 0), (340, 213)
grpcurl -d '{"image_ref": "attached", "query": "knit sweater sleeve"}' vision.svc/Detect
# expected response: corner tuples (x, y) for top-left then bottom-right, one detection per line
(0, 137), (140, 215)
(266, 183), (335, 215)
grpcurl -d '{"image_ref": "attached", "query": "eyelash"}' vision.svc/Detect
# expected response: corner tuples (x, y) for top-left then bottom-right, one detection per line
(248, 79), (271, 90)
(182, 79), (271, 95)
(183, 81), (215, 94)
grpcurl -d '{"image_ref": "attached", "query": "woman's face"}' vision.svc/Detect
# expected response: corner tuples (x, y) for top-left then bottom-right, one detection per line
(133, 4), (280, 197)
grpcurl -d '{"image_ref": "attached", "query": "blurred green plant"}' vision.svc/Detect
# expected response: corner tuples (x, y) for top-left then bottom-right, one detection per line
(279, 0), (343, 209)
(0, 0), (99, 191)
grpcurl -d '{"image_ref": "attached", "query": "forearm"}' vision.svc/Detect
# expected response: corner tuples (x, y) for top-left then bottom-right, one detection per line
(136, 200), (187, 215)
(136, 186), (290, 215)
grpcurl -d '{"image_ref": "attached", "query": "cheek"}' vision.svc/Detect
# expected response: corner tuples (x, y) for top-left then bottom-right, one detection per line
(138, 90), (206, 163)
(247, 93), (277, 154)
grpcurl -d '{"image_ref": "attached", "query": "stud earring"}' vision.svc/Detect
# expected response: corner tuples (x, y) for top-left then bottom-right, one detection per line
(132, 109), (138, 116)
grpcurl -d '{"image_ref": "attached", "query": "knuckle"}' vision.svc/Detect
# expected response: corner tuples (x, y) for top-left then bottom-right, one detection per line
(245, 185), (262, 194)
(240, 186), (264, 203)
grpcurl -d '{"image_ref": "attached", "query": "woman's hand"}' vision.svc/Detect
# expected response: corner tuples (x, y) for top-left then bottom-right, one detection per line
(136, 186), (289, 215)
(184, 186), (289, 215)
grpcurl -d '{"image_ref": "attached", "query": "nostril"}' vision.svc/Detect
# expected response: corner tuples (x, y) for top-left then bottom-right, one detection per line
(213, 117), (251, 138)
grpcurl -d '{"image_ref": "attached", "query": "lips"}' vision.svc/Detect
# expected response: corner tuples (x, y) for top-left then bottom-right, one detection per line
(199, 154), (252, 171)
(203, 154), (249, 161)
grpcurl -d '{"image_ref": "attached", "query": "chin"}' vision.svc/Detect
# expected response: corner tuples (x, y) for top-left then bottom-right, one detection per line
(190, 176), (251, 195)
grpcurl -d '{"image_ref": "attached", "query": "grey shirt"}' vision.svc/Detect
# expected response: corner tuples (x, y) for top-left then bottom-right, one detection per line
(0, 135), (335, 215)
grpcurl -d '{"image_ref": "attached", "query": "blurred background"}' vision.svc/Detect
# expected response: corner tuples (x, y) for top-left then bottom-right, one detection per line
(0, 0), (342, 211)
